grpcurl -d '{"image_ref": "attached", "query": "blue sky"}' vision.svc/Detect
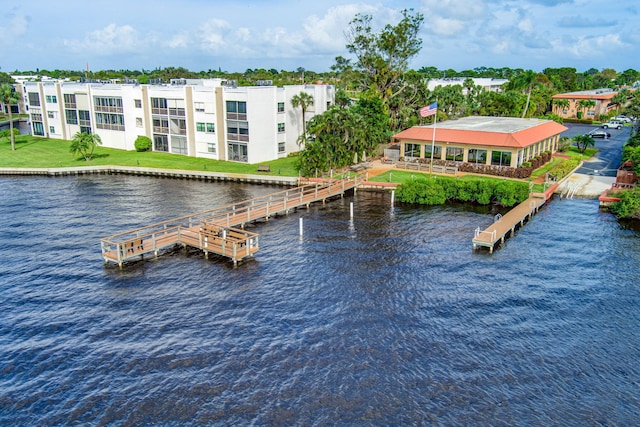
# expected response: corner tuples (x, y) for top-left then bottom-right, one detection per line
(1, 0), (638, 73)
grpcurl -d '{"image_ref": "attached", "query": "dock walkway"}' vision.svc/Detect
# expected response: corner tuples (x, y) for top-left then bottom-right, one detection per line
(472, 195), (546, 253)
(100, 176), (362, 267)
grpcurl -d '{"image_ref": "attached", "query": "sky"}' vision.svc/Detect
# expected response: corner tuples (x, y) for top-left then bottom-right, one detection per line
(1, 0), (638, 74)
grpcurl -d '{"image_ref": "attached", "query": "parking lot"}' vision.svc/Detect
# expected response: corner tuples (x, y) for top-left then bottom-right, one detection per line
(560, 123), (631, 177)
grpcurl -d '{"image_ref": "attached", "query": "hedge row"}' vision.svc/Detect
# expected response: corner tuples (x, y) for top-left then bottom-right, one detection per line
(395, 177), (530, 207)
(401, 151), (553, 179)
(548, 158), (581, 180)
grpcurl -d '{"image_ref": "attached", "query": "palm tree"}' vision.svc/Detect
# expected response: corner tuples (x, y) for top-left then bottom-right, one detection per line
(577, 99), (596, 119)
(290, 91), (314, 146)
(573, 134), (595, 154)
(611, 90), (629, 115)
(1, 83), (21, 151)
(70, 131), (102, 161)
(552, 98), (570, 115)
(508, 70), (538, 118)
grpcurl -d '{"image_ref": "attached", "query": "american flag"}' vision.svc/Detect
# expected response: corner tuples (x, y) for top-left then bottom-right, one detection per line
(420, 102), (438, 117)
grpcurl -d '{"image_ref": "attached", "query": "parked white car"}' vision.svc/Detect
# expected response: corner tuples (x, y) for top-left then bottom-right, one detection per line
(602, 120), (623, 129)
(613, 116), (633, 123)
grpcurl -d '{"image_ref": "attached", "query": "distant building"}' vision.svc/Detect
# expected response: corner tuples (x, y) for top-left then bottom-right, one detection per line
(22, 79), (334, 163)
(551, 89), (618, 119)
(393, 116), (567, 168)
(426, 77), (509, 94)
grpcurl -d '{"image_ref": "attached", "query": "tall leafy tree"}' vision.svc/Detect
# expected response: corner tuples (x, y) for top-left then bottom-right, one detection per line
(507, 70), (540, 118)
(0, 83), (21, 151)
(344, 9), (423, 126)
(611, 89), (630, 114)
(290, 91), (314, 146)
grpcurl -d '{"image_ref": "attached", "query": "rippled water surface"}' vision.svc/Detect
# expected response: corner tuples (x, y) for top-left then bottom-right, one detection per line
(1, 175), (639, 426)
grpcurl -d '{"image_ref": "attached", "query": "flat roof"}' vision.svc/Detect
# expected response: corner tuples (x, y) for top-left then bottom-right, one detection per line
(416, 116), (558, 133)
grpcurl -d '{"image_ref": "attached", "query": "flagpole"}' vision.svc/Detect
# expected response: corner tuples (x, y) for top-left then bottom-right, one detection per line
(429, 99), (438, 177)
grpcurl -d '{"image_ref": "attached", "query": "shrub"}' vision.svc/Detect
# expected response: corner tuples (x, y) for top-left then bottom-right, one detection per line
(396, 177), (529, 208)
(609, 188), (640, 219)
(134, 135), (152, 152)
(548, 159), (581, 180)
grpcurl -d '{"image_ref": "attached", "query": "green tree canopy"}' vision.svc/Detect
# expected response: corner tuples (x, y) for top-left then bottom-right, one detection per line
(70, 132), (102, 161)
(0, 83), (21, 151)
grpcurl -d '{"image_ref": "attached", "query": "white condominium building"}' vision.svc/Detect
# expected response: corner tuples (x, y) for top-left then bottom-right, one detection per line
(23, 79), (334, 163)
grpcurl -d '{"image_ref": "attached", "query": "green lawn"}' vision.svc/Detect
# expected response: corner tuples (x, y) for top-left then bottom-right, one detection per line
(0, 135), (300, 176)
(368, 169), (508, 185)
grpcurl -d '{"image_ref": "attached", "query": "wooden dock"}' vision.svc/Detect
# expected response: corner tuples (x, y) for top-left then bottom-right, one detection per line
(472, 195), (546, 253)
(100, 176), (363, 267)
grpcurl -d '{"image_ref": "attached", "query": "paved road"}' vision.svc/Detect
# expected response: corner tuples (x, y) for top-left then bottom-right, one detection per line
(560, 123), (631, 177)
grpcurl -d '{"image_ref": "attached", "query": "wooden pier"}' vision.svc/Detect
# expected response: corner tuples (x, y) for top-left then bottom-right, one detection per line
(101, 176), (363, 267)
(472, 195), (546, 253)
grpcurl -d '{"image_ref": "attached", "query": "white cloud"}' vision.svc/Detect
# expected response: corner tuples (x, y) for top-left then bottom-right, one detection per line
(197, 19), (231, 52)
(0, 10), (30, 46)
(303, 4), (377, 51)
(64, 24), (140, 55)
(165, 32), (190, 49)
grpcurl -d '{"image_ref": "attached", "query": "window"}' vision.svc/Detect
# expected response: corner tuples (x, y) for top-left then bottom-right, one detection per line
(404, 143), (420, 158)
(226, 101), (247, 119)
(64, 94), (76, 109)
(151, 97), (168, 114)
(197, 122), (206, 132)
(154, 134), (169, 152)
(446, 147), (464, 161)
(424, 144), (442, 159)
(168, 99), (186, 116)
(80, 126), (92, 134)
(94, 96), (123, 113)
(491, 150), (512, 167)
(28, 92), (40, 106)
(226, 101), (247, 113)
(32, 122), (45, 136)
(206, 123), (215, 133)
(227, 120), (249, 141)
(278, 142), (285, 153)
(134, 99), (142, 108)
(277, 123), (285, 133)
(170, 118), (186, 135)
(228, 142), (248, 162)
(136, 117), (143, 127)
(49, 126), (55, 134)
(65, 109), (78, 124)
(153, 117), (169, 133)
(46, 95), (57, 103)
(207, 143), (216, 153)
(171, 136), (188, 154)
(79, 110), (91, 126)
(95, 112), (125, 131)
(468, 149), (487, 164)
(195, 102), (205, 112)
(47, 111), (55, 119)
(277, 102), (285, 113)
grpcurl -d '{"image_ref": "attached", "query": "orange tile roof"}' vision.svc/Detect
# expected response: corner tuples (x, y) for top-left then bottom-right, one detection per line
(393, 120), (567, 149)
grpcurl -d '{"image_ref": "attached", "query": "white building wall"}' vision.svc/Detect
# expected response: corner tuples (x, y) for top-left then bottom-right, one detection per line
(192, 86), (219, 159)
(23, 80), (334, 163)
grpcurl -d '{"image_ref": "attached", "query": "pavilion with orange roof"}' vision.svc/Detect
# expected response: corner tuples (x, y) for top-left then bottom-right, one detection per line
(392, 116), (568, 169)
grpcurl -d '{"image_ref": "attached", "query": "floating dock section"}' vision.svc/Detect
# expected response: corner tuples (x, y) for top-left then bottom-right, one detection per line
(472, 195), (546, 253)
(101, 176), (362, 267)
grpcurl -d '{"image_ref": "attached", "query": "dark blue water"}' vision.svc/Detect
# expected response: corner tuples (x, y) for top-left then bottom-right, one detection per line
(1, 175), (639, 426)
